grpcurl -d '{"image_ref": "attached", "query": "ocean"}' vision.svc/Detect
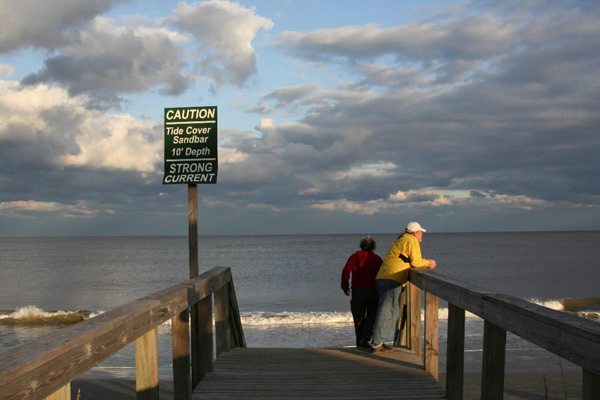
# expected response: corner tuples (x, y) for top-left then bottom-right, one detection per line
(1, 232), (599, 381)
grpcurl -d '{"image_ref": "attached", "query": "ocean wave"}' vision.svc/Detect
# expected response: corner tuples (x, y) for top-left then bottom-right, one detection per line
(3, 298), (597, 328)
(0, 306), (95, 325)
(241, 311), (354, 326)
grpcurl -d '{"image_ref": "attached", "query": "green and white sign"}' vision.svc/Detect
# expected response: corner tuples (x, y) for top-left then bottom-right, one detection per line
(163, 106), (218, 184)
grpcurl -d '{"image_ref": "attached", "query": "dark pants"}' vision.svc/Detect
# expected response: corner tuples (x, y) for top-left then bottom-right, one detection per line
(350, 287), (379, 347)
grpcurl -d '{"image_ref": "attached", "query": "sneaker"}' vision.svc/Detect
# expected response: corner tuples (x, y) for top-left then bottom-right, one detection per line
(371, 343), (393, 353)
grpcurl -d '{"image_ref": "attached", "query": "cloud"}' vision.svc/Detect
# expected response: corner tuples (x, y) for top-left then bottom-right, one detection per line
(1, 0), (599, 236)
(258, 1), (600, 213)
(173, 0), (274, 90)
(0, 80), (162, 175)
(0, 63), (13, 76)
(275, 14), (517, 83)
(21, 17), (189, 108)
(0, 200), (100, 219)
(12, 0), (275, 108)
(0, 0), (124, 52)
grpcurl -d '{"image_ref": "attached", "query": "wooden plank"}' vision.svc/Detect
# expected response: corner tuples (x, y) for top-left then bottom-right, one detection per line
(394, 287), (410, 347)
(0, 296), (169, 400)
(410, 283), (422, 359)
(193, 296), (213, 387)
(188, 267), (231, 305)
(188, 184), (198, 279)
(44, 383), (69, 400)
(226, 280), (246, 348)
(425, 291), (439, 381)
(410, 269), (600, 375)
(481, 321), (506, 400)
(135, 328), (159, 400)
(445, 303), (465, 400)
(0, 268), (228, 400)
(583, 369), (600, 400)
(172, 309), (191, 400)
(193, 347), (445, 399)
(214, 284), (230, 356)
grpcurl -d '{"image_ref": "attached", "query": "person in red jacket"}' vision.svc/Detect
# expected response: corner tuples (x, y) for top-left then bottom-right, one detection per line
(341, 236), (383, 348)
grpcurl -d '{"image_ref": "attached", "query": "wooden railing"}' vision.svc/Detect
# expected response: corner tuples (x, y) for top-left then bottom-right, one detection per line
(0, 267), (245, 400)
(398, 268), (600, 400)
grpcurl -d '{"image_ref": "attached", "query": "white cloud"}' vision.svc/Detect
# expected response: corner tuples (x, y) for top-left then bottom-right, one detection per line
(61, 112), (162, 174)
(0, 80), (161, 174)
(174, 0), (274, 89)
(0, 200), (100, 218)
(0, 63), (13, 76)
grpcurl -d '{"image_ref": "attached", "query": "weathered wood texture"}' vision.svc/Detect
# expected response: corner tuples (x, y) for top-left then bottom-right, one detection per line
(410, 268), (600, 399)
(410, 269), (600, 376)
(193, 347), (445, 399)
(135, 328), (159, 400)
(480, 321), (506, 400)
(0, 267), (239, 400)
(445, 304), (465, 400)
(425, 291), (439, 381)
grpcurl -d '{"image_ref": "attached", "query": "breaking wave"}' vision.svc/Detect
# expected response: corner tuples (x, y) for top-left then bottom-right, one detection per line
(3, 298), (597, 328)
(0, 306), (98, 325)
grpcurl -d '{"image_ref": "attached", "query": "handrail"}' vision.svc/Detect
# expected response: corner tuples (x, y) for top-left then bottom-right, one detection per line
(402, 268), (600, 400)
(0, 267), (245, 400)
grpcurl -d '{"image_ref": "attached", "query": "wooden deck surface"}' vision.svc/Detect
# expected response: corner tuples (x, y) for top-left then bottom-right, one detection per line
(192, 347), (445, 399)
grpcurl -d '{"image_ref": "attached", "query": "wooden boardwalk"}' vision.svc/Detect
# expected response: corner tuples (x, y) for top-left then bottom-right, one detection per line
(193, 347), (445, 399)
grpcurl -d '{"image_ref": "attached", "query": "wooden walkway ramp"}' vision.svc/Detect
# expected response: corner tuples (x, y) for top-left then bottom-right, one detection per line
(192, 347), (445, 399)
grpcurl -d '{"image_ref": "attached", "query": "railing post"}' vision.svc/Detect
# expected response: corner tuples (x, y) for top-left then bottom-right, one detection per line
(215, 284), (230, 356)
(394, 286), (410, 347)
(227, 280), (246, 348)
(425, 291), (439, 380)
(44, 383), (70, 400)
(583, 369), (600, 400)
(481, 320), (506, 400)
(192, 296), (214, 387)
(446, 303), (465, 400)
(135, 327), (159, 400)
(410, 282), (422, 359)
(172, 309), (191, 400)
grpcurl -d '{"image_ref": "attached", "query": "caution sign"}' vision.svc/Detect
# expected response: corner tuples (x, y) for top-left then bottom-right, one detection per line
(163, 106), (218, 184)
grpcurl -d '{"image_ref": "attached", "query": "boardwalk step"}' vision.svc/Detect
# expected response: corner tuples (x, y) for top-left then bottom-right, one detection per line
(193, 347), (445, 399)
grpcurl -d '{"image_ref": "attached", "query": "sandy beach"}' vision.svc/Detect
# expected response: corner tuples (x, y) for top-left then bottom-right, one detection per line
(70, 371), (582, 399)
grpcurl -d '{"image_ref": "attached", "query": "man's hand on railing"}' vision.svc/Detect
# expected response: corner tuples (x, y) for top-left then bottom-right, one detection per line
(427, 259), (437, 270)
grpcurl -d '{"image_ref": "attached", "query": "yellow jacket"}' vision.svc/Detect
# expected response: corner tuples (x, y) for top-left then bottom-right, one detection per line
(376, 233), (430, 285)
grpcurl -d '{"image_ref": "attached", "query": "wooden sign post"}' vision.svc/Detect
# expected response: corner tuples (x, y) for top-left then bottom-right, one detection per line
(188, 184), (198, 279)
(163, 106), (218, 392)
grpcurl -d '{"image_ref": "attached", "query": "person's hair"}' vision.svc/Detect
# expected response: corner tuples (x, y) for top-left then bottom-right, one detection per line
(359, 236), (376, 251)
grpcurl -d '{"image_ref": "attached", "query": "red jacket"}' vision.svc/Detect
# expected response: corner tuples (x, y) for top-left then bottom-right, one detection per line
(341, 251), (383, 291)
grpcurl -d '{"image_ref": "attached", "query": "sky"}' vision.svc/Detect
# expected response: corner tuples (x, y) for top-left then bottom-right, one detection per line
(0, 0), (599, 237)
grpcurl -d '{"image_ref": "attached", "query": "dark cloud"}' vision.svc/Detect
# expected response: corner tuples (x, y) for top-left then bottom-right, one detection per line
(1, 0), (599, 236)
(21, 19), (188, 108)
(0, 0), (125, 52)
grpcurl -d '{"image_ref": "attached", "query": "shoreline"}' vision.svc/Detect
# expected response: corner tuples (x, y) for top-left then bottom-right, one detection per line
(70, 371), (582, 399)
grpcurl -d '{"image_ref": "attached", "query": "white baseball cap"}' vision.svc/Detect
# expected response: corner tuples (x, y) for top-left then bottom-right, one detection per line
(405, 221), (427, 233)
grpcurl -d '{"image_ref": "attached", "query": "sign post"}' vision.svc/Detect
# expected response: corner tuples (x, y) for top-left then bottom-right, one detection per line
(163, 106), (217, 389)
(163, 105), (218, 278)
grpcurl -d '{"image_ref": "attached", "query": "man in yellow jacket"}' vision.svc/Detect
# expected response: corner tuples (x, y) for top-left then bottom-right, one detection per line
(370, 222), (437, 353)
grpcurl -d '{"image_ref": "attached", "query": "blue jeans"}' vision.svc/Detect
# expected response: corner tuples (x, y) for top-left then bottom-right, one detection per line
(370, 279), (404, 347)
